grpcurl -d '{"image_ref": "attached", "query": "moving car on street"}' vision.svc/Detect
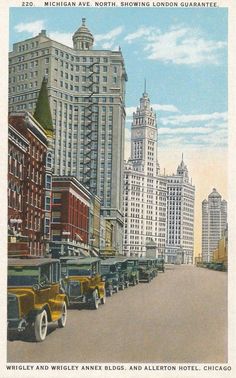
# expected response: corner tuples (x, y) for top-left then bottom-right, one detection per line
(63, 257), (106, 309)
(7, 258), (68, 342)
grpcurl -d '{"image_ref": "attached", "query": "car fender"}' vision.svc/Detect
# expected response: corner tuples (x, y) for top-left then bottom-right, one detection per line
(27, 304), (52, 323)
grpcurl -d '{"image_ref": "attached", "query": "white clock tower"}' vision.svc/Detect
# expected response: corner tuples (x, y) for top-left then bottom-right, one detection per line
(131, 87), (159, 175)
(123, 86), (167, 258)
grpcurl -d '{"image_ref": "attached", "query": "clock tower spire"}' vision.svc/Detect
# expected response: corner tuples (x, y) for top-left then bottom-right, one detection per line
(130, 87), (158, 175)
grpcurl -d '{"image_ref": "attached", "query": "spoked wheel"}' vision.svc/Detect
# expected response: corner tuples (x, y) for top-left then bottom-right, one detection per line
(34, 310), (48, 342)
(92, 289), (99, 310)
(58, 301), (67, 328)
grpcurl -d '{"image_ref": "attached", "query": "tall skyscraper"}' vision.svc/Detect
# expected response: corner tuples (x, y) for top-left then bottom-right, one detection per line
(165, 157), (195, 264)
(202, 188), (227, 263)
(123, 89), (167, 257)
(8, 18), (127, 253)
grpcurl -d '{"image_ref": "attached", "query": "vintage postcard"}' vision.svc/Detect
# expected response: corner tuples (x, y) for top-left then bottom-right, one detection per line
(0, 0), (236, 377)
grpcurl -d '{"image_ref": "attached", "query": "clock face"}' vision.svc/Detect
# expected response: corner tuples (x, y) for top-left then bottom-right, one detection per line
(133, 129), (143, 137)
(148, 129), (155, 139)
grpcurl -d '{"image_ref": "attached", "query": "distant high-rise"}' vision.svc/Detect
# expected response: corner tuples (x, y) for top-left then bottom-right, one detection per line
(123, 89), (167, 257)
(165, 157), (195, 264)
(202, 188), (227, 262)
(8, 18), (128, 253)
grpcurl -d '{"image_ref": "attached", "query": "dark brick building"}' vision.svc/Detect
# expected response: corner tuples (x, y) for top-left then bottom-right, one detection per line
(9, 112), (49, 256)
(8, 77), (54, 257)
(50, 176), (91, 257)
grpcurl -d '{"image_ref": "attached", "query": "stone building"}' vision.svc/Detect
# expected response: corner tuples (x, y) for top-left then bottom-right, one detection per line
(8, 18), (128, 254)
(165, 157), (195, 264)
(123, 89), (167, 257)
(202, 188), (227, 263)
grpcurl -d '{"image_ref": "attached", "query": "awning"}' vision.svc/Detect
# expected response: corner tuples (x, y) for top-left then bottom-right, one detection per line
(80, 249), (90, 257)
(90, 248), (99, 257)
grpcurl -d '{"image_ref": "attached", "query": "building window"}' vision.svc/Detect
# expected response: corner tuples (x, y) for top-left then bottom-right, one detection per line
(53, 192), (62, 203)
(52, 211), (61, 223)
(52, 230), (61, 241)
(46, 174), (52, 189)
(45, 196), (51, 211)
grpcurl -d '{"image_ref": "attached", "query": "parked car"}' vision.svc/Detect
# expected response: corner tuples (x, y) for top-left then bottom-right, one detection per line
(147, 258), (158, 278)
(111, 257), (130, 289)
(156, 257), (165, 273)
(7, 258), (68, 342)
(213, 263), (224, 271)
(63, 257), (106, 309)
(126, 257), (140, 285)
(138, 258), (153, 282)
(101, 259), (120, 295)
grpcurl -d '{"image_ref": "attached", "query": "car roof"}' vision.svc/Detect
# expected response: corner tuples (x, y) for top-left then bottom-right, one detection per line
(66, 257), (100, 265)
(126, 256), (139, 261)
(112, 256), (129, 262)
(8, 258), (60, 267)
(101, 258), (119, 266)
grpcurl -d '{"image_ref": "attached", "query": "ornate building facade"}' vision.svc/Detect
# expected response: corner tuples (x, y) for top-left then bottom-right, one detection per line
(8, 18), (127, 254)
(202, 188), (227, 263)
(123, 89), (167, 257)
(165, 157), (195, 264)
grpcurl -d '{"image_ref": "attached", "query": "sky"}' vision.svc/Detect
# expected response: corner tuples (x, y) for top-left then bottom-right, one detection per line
(9, 7), (228, 256)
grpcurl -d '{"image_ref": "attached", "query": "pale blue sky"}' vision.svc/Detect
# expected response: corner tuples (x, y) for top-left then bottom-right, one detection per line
(9, 7), (228, 153)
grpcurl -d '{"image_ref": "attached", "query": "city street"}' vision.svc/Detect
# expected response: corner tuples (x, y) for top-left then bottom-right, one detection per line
(7, 265), (227, 363)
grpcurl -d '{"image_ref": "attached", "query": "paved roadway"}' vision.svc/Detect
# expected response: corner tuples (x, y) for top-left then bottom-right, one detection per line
(7, 265), (228, 363)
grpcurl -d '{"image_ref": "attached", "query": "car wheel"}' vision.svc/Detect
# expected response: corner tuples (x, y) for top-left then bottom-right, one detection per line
(101, 291), (106, 305)
(92, 289), (99, 310)
(58, 301), (67, 328)
(34, 310), (48, 342)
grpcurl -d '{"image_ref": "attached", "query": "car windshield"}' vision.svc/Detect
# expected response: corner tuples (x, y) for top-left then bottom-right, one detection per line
(127, 261), (134, 267)
(8, 267), (39, 286)
(67, 265), (93, 276)
(139, 261), (148, 266)
(101, 265), (110, 274)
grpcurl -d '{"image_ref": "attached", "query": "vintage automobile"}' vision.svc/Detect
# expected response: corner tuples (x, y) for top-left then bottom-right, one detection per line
(114, 257), (131, 289)
(101, 259), (120, 296)
(147, 258), (159, 278)
(156, 257), (165, 273)
(125, 257), (140, 285)
(138, 258), (153, 282)
(63, 257), (106, 309)
(7, 258), (68, 342)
